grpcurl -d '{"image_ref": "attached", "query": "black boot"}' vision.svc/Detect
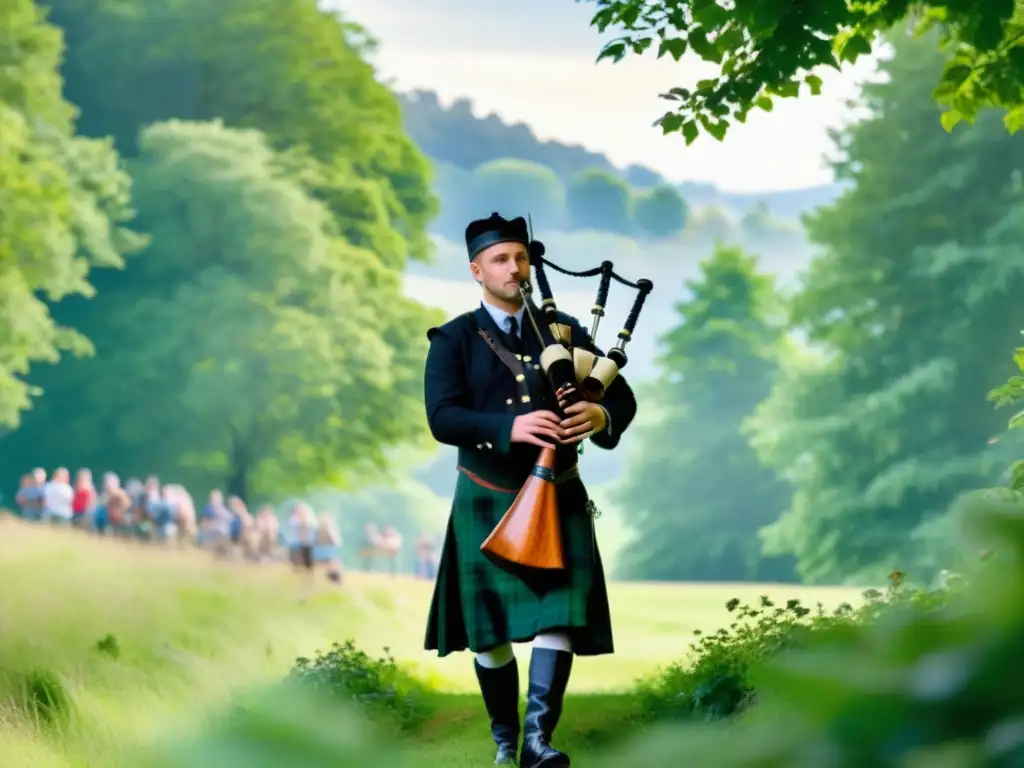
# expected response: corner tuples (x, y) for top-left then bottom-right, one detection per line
(520, 648), (573, 768)
(475, 657), (520, 765)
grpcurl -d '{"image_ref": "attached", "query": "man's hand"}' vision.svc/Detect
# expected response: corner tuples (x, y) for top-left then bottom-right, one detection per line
(559, 401), (607, 443)
(510, 410), (564, 448)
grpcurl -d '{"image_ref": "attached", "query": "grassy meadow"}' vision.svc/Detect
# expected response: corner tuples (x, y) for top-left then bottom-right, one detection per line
(0, 518), (864, 767)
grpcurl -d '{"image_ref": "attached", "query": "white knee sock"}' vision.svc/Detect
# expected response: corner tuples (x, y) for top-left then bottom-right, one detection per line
(476, 642), (515, 668)
(532, 632), (572, 653)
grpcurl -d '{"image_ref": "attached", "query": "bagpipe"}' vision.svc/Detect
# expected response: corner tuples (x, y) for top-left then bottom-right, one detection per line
(481, 217), (653, 573)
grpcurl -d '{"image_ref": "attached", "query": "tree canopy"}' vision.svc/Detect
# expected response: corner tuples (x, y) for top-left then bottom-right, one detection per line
(633, 184), (689, 238)
(566, 168), (634, 233)
(584, 0), (1024, 143)
(48, 0), (436, 266)
(749, 31), (1024, 583)
(0, 0), (443, 499)
(470, 159), (567, 224)
(614, 244), (793, 582)
(0, 0), (139, 429)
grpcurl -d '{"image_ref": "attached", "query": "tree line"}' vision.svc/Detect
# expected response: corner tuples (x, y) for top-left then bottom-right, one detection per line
(431, 159), (690, 241)
(615, 29), (1024, 586)
(0, 0), (444, 501)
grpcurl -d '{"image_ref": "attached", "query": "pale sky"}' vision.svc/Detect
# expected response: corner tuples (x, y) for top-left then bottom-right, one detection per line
(328, 0), (881, 192)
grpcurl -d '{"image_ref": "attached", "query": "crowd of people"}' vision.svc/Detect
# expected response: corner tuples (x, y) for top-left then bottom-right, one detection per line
(11, 466), (443, 585)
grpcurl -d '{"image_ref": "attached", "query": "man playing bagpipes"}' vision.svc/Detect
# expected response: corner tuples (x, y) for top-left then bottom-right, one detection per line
(423, 212), (651, 767)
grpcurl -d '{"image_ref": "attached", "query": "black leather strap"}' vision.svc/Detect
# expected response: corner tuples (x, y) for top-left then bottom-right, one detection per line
(477, 330), (532, 406)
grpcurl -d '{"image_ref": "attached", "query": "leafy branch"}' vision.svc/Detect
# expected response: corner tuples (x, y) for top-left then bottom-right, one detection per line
(582, 0), (1024, 143)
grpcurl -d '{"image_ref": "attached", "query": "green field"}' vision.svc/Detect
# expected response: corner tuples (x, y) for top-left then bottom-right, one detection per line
(0, 520), (864, 767)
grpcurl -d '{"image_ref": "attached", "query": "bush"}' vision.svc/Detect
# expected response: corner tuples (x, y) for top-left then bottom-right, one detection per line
(594, 503), (1019, 766)
(287, 640), (433, 733)
(633, 570), (961, 724)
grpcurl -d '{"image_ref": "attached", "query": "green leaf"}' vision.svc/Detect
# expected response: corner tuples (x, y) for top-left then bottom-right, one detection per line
(804, 74), (823, 96)
(940, 110), (963, 132)
(619, 5), (641, 27)
(755, 96), (774, 112)
(657, 37), (688, 61)
(682, 120), (699, 144)
(706, 120), (728, 141)
(590, 7), (618, 33)
(689, 28), (722, 63)
(693, 2), (731, 31)
(1010, 409), (1024, 429)
(597, 41), (628, 64)
(772, 81), (800, 98)
(1004, 107), (1024, 134)
(630, 37), (654, 55)
(943, 65), (974, 86)
(659, 112), (684, 133)
(837, 32), (872, 63)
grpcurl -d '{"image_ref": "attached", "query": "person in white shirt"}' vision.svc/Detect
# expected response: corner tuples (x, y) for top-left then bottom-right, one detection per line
(42, 467), (74, 524)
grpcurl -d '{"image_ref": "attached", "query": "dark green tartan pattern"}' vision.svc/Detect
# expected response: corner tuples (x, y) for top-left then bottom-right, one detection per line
(424, 471), (614, 657)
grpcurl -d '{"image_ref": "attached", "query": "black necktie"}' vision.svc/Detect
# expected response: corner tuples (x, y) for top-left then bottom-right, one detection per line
(506, 316), (525, 354)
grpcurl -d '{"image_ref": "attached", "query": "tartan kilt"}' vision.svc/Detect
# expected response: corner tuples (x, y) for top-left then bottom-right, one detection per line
(424, 470), (614, 657)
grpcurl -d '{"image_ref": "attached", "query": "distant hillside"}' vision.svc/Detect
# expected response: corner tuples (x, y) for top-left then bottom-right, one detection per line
(398, 89), (664, 186)
(398, 89), (845, 222)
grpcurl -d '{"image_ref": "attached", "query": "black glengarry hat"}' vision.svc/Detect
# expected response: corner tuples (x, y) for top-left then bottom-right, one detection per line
(465, 212), (529, 260)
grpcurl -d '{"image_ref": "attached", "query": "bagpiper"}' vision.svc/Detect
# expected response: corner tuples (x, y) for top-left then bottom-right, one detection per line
(423, 212), (638, 767)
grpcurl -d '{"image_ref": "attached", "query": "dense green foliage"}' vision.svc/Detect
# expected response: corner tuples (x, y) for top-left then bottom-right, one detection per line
(0, 0), (139, 429)
(566, 168), (635, 234)
(749, 31), (1024, 584)
(288, 640), (433, 733)
(633, 184), (689, 238)
(614, 246), (793, 582)
(0, 0), (442, 496)
(634, 574), (961, 723)
(431, 158), (699, 242)
(584, 0), (1024, 144)
(470, 158), (567, 225)
(49, 0), (437, 262)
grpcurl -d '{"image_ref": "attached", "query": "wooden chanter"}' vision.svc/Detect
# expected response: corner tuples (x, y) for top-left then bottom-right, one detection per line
(480, 445), (565, 570)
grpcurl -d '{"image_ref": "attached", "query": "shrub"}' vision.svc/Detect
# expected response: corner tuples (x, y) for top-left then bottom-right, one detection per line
(287, 640), (433, 733)
(633, 570), (961, 723)
(600, 507), (1021, 767)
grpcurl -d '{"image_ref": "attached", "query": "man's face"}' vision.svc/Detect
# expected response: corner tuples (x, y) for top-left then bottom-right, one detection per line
(470, 241), (530, 304)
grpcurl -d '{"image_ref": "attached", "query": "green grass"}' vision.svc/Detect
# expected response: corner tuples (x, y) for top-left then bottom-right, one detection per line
(0, 518), (864, 767)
